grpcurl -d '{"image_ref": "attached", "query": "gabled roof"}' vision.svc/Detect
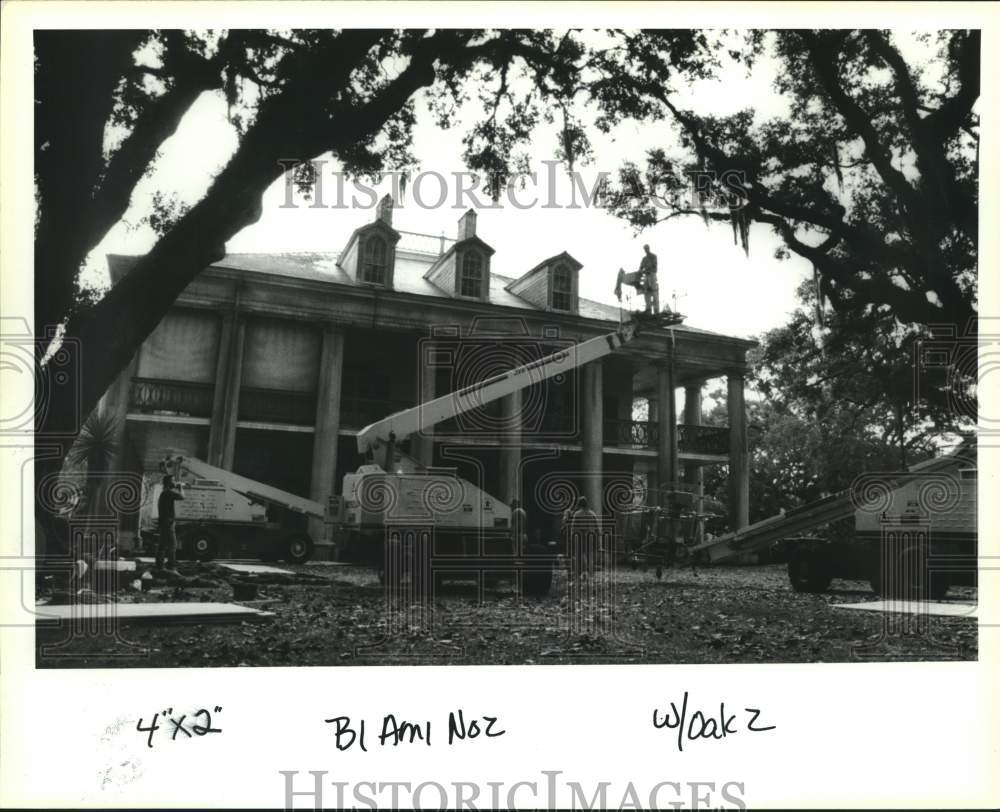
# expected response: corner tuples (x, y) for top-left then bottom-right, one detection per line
(423, 233), (495, 285)
(505, 251), (583, 293)
(105, 250), (753, 343)
(454, 233), (496, 256)
(336, 218), (401, 269)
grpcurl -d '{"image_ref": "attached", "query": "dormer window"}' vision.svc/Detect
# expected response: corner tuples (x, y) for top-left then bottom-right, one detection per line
(361, 235), (388, 285)
(460, 251), (484, 298)
(424, 209), (494, 299)
(505, 251), (581, 313)
(551, 263), (573, 311)
(336, 195), (400, 286)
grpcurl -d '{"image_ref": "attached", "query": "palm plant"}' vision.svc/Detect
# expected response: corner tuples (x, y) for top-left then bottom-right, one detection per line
(65, 410), (120, 517)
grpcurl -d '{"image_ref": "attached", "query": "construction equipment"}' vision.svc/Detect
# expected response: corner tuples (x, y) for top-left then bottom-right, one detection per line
(617, 489), (726, 578)
(136, 312), (683, 579)
(687, 440), (977, 599)
(355, 320), (641, 467)
(138, 456), (326, 563)
(338, 312), (683, 595)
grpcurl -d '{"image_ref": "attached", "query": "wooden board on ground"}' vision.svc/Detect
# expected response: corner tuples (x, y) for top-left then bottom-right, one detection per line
(137, 557), (269, 566)
(35, 601), (275, 627)
(833, 600), (977, 618)
(94, 560), (138, 572)
(221, 563), (293, 575)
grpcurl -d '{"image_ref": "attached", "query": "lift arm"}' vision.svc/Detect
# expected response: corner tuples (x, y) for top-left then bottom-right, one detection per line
(689, 445), (973, 563)
(169, 455), (327, 519)
(356, 320), (647, 456)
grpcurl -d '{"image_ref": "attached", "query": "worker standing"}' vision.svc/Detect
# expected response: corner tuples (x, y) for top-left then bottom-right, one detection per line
(568, 496), (601, 578)
(510, 498), (528, 556)
(638, 243), (660, 314)
(156, 474), (185, 573)
(559, 506), (573, 565)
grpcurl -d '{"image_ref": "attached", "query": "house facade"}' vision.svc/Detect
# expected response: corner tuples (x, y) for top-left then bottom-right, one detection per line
(101, 197), (756, 557)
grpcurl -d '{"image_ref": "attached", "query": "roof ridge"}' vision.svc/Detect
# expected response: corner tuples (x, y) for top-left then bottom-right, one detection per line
(107, 252), (751, 343)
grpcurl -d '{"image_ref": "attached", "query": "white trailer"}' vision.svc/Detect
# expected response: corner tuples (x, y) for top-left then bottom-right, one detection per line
(683, 440), (977, 599)
(139, 455), (327, 563)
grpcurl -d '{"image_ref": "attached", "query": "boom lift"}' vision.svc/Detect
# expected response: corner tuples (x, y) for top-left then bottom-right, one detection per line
(139, 455), (326, 563)
(356, 319), (639, 468)
(337, 311), (684, 594)
(688, 441), (977, 599)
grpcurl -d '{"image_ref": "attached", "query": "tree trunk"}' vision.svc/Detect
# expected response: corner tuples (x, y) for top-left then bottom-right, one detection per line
(38, 31), (448, 445)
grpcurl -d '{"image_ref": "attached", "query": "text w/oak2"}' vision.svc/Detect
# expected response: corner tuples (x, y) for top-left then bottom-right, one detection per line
(653, 692), (776, 752)
(325, 710), (505, 750)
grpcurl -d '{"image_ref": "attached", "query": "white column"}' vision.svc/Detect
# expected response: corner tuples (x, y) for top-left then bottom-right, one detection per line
(656, 362), (677, 509)
(581, 360), (604, 513)
(207, 310), (235, 466)
(499, 389), (522, 505)
(683, 382), (705, 543)
(220, 316), (246, 470)
(727, 372), (749, 530)
(309, 325), (345, 539)
(412, 348), (436, 467)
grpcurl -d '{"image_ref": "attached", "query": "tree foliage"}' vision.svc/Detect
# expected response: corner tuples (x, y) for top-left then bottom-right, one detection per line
(590, 29), (980, 527)
(35, 28), (722, 450)
(35, 27), (979, 463)
(701, 275), (969, 526)
(601, 29), (979, 346)
(31, 30), (563, 442)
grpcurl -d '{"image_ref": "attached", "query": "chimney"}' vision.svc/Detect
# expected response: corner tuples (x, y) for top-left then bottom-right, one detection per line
(376, 194), (393, 227)
(457, 209), (477, 241)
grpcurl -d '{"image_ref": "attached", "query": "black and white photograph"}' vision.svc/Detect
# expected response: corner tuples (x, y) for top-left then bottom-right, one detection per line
(2, 2), (997, 809)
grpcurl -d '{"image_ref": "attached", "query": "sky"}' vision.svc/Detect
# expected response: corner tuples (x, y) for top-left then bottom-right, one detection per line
(86, 32), (819, 342)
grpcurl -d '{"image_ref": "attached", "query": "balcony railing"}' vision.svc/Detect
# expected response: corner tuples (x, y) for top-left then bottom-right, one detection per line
(604, 419), (659, 447)
(677, 424), (729, 456)
(602, 420), (729, 455)
(238, 387), (317, 425)
(128, 379), (734, 455)
(129, 377), (214, 418)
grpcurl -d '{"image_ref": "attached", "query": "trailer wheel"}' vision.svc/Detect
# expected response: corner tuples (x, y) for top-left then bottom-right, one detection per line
(788, 549), (832, 593)
(284, 534), (314, 564)
(185, 529), (218, 562)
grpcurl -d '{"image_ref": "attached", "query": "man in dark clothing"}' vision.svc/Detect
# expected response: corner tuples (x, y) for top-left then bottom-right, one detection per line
(156, 475), (184, 571)
(510, 499), (528, 556)
(568, 496), (601, 577)
(638, 244), (660, 314)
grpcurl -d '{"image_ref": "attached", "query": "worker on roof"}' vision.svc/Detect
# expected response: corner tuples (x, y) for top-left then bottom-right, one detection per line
(638, 243), (660, 315)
